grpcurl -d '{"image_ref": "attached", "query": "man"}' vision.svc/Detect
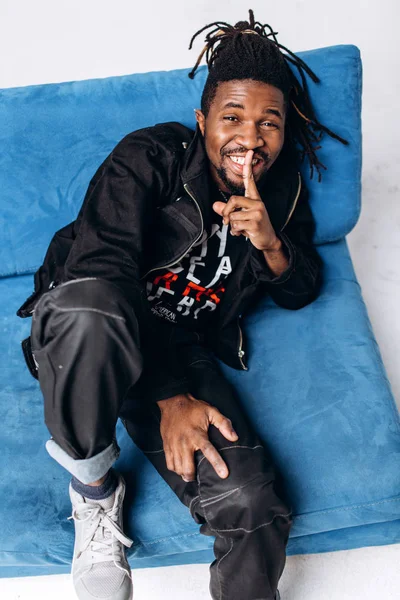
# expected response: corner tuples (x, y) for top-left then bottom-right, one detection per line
(17, 10), (347, 600)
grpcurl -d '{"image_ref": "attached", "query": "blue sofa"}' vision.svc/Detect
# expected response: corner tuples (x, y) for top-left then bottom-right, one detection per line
(1, 44), (399, 578)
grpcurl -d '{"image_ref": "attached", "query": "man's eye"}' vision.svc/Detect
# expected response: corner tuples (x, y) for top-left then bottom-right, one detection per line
(223, 116), (238, 122)
(262, 121), (278, 129)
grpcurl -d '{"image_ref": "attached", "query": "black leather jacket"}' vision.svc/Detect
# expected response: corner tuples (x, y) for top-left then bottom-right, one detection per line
(17, 121), (322, 379)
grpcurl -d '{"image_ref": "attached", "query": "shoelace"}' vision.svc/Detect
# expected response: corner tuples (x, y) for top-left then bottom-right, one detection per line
(69, 502), (133, 574)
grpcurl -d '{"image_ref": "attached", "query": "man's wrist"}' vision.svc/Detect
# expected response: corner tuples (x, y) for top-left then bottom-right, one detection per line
(157, 393), (189, 411)
(261, 236), (283, 253)
(261, 237), (290, 277)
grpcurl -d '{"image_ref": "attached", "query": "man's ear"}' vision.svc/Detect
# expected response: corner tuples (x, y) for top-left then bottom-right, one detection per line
(194, 109), (206, 136)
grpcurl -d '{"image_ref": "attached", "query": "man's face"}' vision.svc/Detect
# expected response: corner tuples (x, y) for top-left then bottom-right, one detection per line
(196, 80), (286, 195)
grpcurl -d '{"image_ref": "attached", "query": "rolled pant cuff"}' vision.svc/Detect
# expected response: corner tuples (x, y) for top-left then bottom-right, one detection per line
(45, 439), (120, 484)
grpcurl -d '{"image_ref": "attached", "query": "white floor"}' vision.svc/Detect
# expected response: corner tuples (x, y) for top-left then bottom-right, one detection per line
(1, 543), (400, 599)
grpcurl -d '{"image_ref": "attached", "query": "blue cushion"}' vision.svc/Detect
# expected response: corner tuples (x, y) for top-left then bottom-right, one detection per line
(0, 44), (361, 278)
(1, 44), (399, 577)
(1, 239), (399, 576)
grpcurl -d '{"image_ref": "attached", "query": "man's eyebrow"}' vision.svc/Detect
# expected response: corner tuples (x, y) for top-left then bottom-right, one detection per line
(221, 102), (283, 119)
(263, 108), (283, 119)
(222, 102), (245, 110)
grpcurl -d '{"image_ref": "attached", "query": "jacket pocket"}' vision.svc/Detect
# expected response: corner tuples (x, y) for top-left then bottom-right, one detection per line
(158, 203), (199, 236)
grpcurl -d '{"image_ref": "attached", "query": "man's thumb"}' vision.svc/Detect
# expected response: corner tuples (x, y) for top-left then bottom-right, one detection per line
(212, 201), (225, 216)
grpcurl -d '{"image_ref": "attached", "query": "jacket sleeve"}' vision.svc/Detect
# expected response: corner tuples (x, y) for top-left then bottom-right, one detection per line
(63, 131), (190, 402)
(248, 180), (323, 310)
(65, 131), (166, 291)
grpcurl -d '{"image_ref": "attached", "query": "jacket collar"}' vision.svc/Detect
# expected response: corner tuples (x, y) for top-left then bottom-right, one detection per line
(180, 124), (301, 236)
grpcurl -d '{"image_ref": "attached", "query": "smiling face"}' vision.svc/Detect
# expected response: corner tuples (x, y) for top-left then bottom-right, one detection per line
(195, 79), (286, 195)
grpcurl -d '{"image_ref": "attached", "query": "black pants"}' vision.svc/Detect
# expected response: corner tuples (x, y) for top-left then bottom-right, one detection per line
(31, 278), (293, 600)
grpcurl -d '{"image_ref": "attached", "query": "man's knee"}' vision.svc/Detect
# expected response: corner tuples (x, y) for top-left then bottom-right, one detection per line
(35, 277), (136, 320)
(196, 445), (293, 537)
(32, 277), (140, 348)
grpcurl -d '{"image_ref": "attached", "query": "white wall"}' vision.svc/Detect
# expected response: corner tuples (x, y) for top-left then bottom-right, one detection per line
(1, 0), (399, 406)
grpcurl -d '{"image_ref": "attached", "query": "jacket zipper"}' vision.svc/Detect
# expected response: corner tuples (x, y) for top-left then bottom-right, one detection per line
(141, 183), (204, 280)
(280, 173), (302, 232)
(236, 175), (300, 371)
(237, 319), (248, 371)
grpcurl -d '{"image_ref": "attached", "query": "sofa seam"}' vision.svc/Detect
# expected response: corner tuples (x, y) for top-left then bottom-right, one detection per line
(294, 495), (400, 518)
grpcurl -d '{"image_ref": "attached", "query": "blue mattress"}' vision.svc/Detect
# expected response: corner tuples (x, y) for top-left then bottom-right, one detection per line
(0, 44), (399, 576)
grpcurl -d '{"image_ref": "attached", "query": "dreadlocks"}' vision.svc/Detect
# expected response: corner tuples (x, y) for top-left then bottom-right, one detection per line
(188, 9), (348, 182)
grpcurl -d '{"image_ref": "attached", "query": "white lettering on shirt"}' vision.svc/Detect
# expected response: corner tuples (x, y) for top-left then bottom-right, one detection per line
(177, 296), (195, 316)
(186, 256), (205, 284)
(205, 255), (232, 288)
(147, 285), (175, 302)
(194, 300), (217, 319)
(215, 223), (228, 257)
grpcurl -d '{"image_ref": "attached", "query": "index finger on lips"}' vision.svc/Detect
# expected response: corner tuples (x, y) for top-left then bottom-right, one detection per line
(200, 439), (229, 479)
(243, 149), (259, 199)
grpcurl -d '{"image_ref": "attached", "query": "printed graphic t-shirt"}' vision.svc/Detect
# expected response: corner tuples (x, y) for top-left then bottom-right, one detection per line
(145, 206), (248, 331)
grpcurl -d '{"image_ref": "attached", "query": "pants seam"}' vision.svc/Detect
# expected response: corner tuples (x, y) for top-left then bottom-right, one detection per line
(197, 450), (292, 536)
(200, 486), (240, 506)
(46, 306), (126, 321)
(51, 277), (98, 288)
(200, 468), (265, 507)
(217, 536), (234, 600)
(196, 445), (265, 531)
(212, 510), (293, 534)
(197, 444), (263, 467)
(189, 494), (200, 515)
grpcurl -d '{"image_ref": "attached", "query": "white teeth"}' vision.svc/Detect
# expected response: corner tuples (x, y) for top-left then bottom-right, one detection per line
(229, 156), (245, 165)
(229, 156), (260, 166)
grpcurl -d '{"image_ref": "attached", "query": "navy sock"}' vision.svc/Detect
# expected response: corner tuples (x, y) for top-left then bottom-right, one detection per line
(71, 469), (117, 500)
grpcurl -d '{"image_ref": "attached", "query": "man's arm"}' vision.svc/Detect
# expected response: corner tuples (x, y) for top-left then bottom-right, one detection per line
(60, 130), (240, 482)
(65, 131), (165, 293)
(248, 181), (323, 310)
(213, 150), (322, 310)
(63, 130), (190, 402)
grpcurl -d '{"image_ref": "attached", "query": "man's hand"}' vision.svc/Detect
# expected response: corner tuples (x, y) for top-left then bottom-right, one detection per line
(212, 149), (281, 252)
(157, 393), (238, 482)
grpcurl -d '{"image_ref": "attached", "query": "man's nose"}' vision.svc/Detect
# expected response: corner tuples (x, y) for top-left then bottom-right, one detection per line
(235, 123), (264, 150)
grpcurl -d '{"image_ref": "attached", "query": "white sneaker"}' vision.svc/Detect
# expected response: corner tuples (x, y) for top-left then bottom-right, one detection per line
(69, 473), (133, 600)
